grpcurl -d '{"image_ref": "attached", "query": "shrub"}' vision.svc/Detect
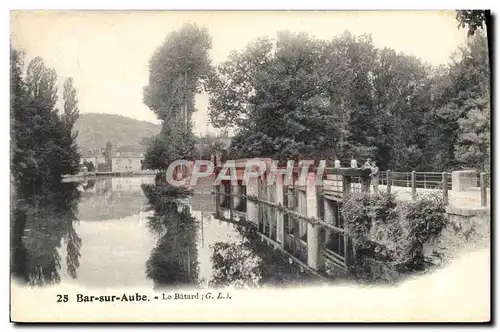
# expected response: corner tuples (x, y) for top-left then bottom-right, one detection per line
(400, 192), (447, 270)
(341, 191), (447, 281)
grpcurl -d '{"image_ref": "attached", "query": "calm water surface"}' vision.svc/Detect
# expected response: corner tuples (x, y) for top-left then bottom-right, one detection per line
(11, 176), (316, 289)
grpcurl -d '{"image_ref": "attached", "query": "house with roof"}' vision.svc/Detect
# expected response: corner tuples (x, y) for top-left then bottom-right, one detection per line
(81, 148), (106, 171)
(111, 145), (146, 172)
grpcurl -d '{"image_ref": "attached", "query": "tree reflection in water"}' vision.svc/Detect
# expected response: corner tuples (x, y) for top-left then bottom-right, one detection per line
(210, 239), (262, 288)
(11, 182), (81, 286)
(210, 223), (316, 288)
(142, 184), (199, 289)
(143, 183), (316, 289)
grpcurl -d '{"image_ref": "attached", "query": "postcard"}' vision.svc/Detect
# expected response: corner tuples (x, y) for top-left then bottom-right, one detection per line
(10, 10), (491, 323)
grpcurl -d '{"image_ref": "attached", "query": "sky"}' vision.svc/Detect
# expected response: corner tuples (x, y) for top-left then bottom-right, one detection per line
(11, 10), (469, 135)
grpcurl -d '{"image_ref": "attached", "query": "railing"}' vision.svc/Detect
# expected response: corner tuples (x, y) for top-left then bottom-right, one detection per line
(380, 170), (489, 207)
(380, 171), (452, 190)
(213, 166), (489, 280)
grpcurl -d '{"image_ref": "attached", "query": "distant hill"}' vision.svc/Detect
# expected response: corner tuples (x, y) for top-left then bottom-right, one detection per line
(73, 113), (160, 150)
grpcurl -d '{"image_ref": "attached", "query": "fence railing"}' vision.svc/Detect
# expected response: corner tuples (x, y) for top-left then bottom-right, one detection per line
(379, 170), (488, 207)
(379, 171), (453, 190)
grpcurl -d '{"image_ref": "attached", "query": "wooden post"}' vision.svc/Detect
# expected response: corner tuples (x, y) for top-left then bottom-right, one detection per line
(411, 170), (416, 201)
(229, 182), (234, 220)
(442, 172), (449, 205)
(276, 174), (285, 245)
(316, 184), (323, 219)
(232, 184), (240, 210)
(324, 199), (334, 225)
(246, 178), (259, 226)
(386, 170), (392, 194)
(214, 183), (221, 217)
(480, 172), (487, 207)
(306, 176), (322, 271)
(342, 175), (351, 197)
(361, 175), (370, 194)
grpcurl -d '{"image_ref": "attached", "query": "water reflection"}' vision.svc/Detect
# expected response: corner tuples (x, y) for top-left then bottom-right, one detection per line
(11, 176), (319, 289)
(143, 183), (316, 289)
(142, 184), (199, 289)
(208, 220), (315, 288)
(78, 177), (153, 221)
(11, 182), (81, 286)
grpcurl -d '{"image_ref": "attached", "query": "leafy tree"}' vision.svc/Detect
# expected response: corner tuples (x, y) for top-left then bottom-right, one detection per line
(456, 10), (487, 36)
(208, 31), (437, 168)
(62, 78), (79, 129)
(11, 49), (81, 197)
(10, 46), (28, 185)
(207, 28), (490, 172)
(82, 160), (95, 172)
(61, 77), (81, 175)
(430, 33), (490, 171)
(143, 117), (196, 170)
(144, 23), (212, 121)
(143, 24), (212, 169)
(206, 36), (274, 129)
(455, 97), (490, 172)
(103, 141), (112, 171)
(209, 32), (341, 161)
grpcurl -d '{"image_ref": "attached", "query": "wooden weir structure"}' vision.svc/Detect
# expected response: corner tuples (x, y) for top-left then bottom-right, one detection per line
(213, 160), (373, 276)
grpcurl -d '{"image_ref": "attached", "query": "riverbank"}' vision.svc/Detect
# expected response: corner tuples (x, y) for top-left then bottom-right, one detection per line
(62, 170), (159, 182)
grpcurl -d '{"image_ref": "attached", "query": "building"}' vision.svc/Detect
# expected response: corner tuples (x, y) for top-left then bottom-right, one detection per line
(111, 145), (146, 172)
(81, 148), (106, 170)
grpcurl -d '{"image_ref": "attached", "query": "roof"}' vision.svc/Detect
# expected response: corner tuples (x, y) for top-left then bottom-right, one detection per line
(114, 145), (146, 153)
(80, 148), (104, 158)
(113, 145), (146, 158)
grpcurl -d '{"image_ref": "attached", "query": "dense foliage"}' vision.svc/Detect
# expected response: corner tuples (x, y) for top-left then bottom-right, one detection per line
(341, 192), (448, 282)
(456, 10), (488, 36)
(143, 24), (212, 169)
(10, 45), (83, 285)
(11, 47), (81, 198)
(207, 29), (490, 171)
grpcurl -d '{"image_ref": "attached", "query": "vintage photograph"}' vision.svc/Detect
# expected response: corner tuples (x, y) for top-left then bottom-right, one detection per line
(10, 10), (491, 322)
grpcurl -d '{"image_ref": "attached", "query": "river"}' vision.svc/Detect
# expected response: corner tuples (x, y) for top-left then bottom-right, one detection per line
(11, 176), (317, 289)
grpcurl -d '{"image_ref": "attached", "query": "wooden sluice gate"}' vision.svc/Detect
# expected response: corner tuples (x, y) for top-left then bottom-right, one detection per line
(213, 161), (373, 276)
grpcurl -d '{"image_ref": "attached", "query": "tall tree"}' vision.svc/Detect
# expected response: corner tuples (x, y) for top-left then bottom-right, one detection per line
(10, 46), (28, 184)
(144, 23), (212, 121)
(61, 77), (81, 175)
(143, 24), (212, 169)
(208, 32), (341, 161)
(103, 140), (112, 171)
(430, 32), (490, 171)
(11, 53), (81, 197)
(207, 30), (435, 168)
(62, 78), (79, 130)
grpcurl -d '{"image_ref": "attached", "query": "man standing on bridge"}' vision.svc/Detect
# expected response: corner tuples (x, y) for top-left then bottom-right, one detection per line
(362, 158), (372, 169)
(370, 161), (380, 194)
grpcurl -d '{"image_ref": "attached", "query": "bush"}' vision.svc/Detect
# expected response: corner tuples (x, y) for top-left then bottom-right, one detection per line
(400, 193), (447, 270)
(341, 191), (447, 281)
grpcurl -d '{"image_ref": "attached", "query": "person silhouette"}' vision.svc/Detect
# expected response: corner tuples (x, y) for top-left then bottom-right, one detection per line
(370, 161), (380, 194)
(362, 158), (372, 169)
(350, 157), (358, 168)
